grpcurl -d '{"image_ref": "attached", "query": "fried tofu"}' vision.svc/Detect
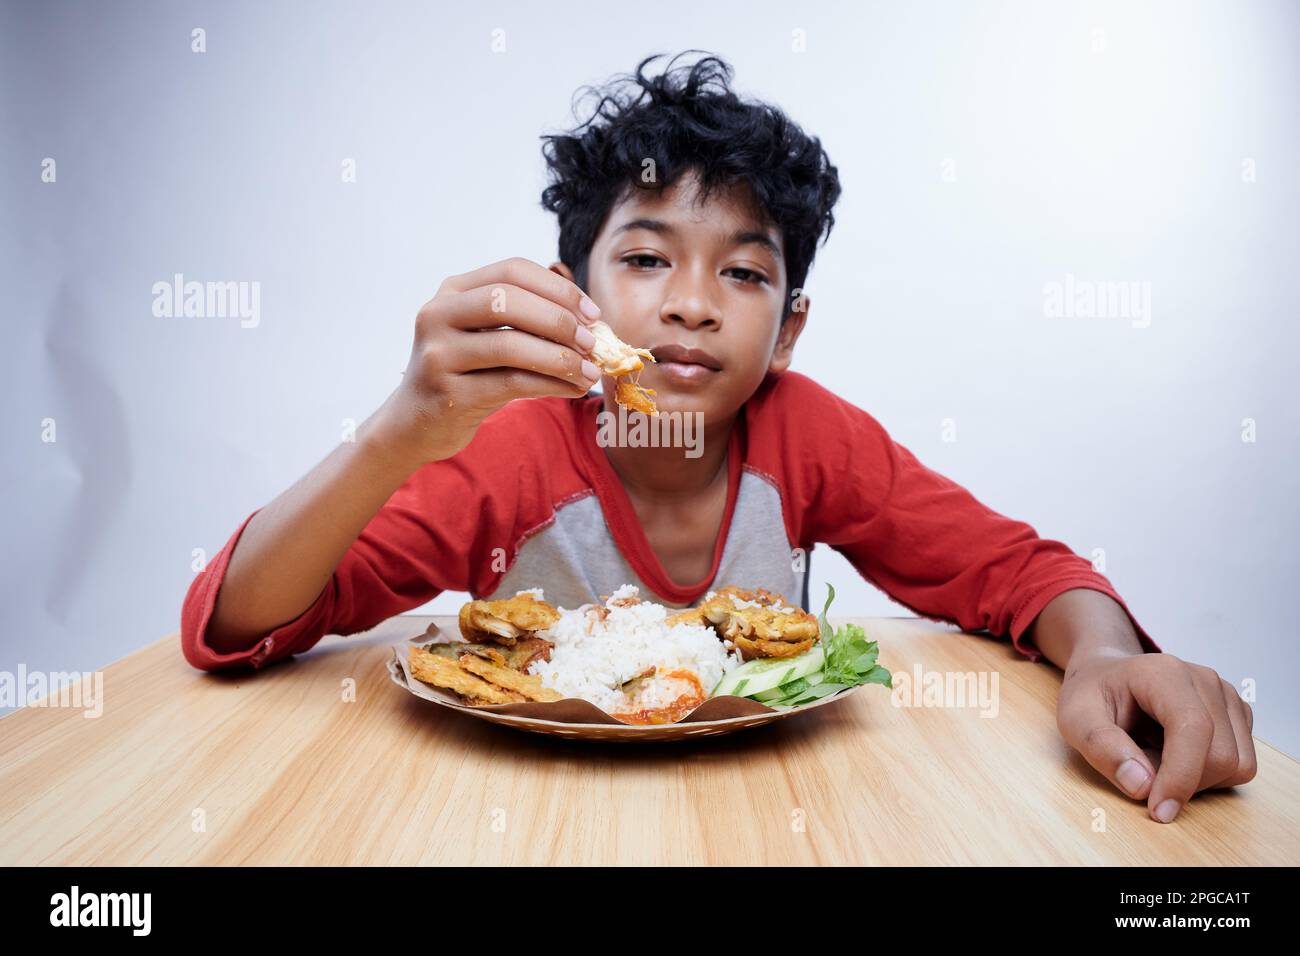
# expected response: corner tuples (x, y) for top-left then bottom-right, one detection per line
(458, 593), (560, 646)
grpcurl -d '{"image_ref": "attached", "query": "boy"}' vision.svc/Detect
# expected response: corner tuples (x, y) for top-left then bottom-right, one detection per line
(182, 52), (1255, 823)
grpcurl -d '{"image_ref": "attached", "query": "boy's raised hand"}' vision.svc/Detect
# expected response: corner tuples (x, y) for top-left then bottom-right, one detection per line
(1056, 651), (1257, 823)
(377, 256), (603, 464)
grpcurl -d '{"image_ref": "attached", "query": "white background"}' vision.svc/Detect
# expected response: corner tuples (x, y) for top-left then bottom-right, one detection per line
(3, 0), (1297, 756)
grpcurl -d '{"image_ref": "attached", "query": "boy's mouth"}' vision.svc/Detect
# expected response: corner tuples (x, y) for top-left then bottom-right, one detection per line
(649, 343), (722, 385)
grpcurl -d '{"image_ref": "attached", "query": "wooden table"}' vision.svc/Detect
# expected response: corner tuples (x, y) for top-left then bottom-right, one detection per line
(1, 616), (1296, 866)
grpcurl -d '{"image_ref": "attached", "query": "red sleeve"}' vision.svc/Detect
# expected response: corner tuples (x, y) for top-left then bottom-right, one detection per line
(180, 400), (562, 672)
(755, 373), (1160, 663)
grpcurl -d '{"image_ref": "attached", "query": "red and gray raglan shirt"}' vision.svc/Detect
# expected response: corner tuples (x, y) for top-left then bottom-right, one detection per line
(180, 371), (1159, 671)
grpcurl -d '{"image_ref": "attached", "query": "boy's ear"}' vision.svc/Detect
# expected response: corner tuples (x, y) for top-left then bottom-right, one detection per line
(768, 294), (811, 375)
(550, 261), (577, 284)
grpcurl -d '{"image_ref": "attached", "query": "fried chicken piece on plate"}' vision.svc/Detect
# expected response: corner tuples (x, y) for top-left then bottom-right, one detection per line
(665, 606), (707, 628)
(730, 633), (815, 659)
(687, 586), (821, 660)
(458, 593), (560, 646)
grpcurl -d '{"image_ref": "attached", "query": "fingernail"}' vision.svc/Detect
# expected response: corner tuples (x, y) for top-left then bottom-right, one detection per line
(579, 296), (601, 320)
(581, 360), (601, 382)
(1117, 759), (1149, 796)
(1153, 799), (1180, 823)
(575, 325), (596, 350)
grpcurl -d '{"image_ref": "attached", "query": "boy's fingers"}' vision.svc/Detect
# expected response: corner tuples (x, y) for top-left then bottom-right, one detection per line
(1214, 678), (1258, 789)
(1058, 693), (1156, 800)
(453, 328), (600, 388)
(444, 284), (596, 353)
(442, 257), (601, 325)
(462, 366), (594, 405)
(1186, 667), (1243, 791)
(1127, 662), (1215, 823)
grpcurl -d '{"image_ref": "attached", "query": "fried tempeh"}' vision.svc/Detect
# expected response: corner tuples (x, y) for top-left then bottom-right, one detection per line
(408, 647), (527, 704)
(457, 653), (563, 703)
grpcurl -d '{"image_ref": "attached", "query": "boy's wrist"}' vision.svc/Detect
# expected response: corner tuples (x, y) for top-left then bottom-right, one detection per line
(1029, 588), (1145, 675)
(358, 399), (432, 479)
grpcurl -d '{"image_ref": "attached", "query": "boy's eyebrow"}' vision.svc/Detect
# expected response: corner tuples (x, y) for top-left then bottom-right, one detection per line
(612, 218), (781, 257)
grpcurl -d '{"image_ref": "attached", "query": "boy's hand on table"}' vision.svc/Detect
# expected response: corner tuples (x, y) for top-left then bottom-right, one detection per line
(1057, 651), (1257, 823)
(374, 257), (603, 466)
(1032, 589), (1257, 823)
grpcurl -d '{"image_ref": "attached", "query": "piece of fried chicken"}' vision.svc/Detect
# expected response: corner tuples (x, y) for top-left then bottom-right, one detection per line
(669, 586), (820, 660)
(458, 592), (560, 646)
(587, 320), (659, 416)
(588, 320), (654, 375)
(615, 379), (658, 415)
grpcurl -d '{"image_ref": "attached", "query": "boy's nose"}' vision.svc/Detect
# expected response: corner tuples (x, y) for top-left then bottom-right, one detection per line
(659, 274), (722, 329)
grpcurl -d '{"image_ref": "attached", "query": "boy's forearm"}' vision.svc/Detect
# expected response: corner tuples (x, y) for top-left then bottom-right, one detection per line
(206, 402), (426, 654)
(1025, 588), (1146, 676)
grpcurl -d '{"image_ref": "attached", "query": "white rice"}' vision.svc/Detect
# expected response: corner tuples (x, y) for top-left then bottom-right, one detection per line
(528, 586), (742, 714)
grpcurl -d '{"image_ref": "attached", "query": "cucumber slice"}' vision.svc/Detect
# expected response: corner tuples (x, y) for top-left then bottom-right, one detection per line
(772, 677), (811, 698)
(752, 670), (826, 704)
(711, 646), (825, 698)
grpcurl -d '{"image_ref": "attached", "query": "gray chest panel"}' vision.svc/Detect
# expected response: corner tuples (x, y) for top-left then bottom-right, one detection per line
(488, 471), (807, 610)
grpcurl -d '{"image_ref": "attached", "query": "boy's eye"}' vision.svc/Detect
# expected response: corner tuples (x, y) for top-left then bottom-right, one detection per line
(623, 254), (664, 270)
(724, 267), (767, 285)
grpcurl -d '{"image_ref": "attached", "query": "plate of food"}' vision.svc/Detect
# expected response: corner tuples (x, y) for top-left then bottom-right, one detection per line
(387, 583), (892, 741)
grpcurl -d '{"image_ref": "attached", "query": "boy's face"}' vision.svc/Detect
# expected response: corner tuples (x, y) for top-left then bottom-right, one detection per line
(552, 170), (809, 426)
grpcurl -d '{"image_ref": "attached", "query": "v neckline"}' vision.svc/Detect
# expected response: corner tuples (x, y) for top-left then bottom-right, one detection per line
(574, 396), (743, 606)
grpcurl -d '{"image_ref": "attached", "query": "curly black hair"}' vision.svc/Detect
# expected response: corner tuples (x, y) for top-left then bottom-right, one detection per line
(540, 51), (842, 319)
